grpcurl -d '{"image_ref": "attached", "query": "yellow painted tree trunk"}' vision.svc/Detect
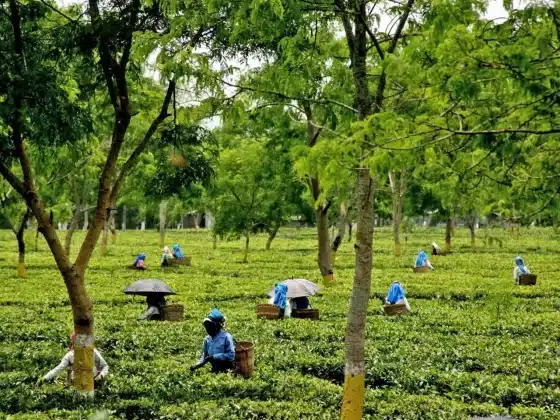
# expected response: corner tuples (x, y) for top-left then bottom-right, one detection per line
(341, 167), (374, 419)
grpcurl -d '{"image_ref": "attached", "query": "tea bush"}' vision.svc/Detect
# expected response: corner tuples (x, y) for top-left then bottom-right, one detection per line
(1, 227), (559, 419)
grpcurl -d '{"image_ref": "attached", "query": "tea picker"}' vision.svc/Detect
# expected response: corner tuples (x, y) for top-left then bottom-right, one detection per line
(160, 246), (173, 267)
(258, 279), (321, 320)
(124, 279), (183, 321)
(413, 250), (434, 273)
(383, 281), (411, 316)
(431, 242), (441, 256)
(190, 309), (235, 373)
(131, 253), (147, 270)
(38, 331), (109, 386)
(514, 256), (537, 285)
(161, 244), (191, 267)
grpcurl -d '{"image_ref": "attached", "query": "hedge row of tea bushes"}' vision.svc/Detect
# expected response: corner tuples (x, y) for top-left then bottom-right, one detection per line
(1, 228), (560, 419)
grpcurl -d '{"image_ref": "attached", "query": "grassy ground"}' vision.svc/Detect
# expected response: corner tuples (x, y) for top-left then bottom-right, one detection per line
(0, 227), (559, 419)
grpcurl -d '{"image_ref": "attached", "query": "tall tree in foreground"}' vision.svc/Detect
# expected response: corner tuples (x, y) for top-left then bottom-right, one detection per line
(332, 0), (417, 416)
(0, 0), (228, 393)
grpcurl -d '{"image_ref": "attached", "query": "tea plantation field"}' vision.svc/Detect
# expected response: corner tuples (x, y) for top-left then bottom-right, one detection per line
(1, 227), (559, 419)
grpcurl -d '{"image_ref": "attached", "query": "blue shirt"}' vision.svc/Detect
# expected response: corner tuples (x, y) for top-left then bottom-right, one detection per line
(198, 331), (235, 363)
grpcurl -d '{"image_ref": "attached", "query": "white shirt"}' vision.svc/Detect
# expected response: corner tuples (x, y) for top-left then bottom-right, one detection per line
(43, 349), (109, 381)
(138, 305), (160, 320)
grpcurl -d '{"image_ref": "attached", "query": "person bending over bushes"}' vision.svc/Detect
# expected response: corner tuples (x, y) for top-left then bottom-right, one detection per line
(415, 250), (434, 270)
(513, 256), (531, 284)
(385, 281), (411, 312)
(39, 332), (109, 385)
(161, 246), (173, 266)
(190, 309), (235, 373)
(131, 253), (147, 270)
(138, 293), (167, 320)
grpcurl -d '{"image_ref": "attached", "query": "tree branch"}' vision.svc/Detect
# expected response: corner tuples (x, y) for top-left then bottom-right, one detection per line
(37, 0), (79, 24)
(108, 79), (176, 204)
(334, 0), (355, 61)
(87, 0), (119, 110)
(119, 0), (140, 72)
(442, 128), (560, 136)
(222, 79), (357, 113)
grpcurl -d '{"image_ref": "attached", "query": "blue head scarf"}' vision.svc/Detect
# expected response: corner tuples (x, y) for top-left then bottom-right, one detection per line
(515, 256), (528, 274)
(172, 244), (184, 259)
(133, 253), (146, 266)
(415, 251), (428, 267)
(386, 281), (406, 305)
(273, 283), (288, 310)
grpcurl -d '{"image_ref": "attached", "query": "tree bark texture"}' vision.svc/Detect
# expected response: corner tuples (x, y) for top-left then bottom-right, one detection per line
(342, 167), (374, 419)
(316, 206), (332, 279)
(266, 226), (279, 250)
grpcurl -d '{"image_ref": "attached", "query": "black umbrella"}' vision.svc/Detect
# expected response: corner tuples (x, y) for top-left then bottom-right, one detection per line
(123, 279), (176, 296)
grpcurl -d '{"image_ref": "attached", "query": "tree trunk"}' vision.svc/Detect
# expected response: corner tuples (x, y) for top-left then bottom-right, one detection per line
(317, 205), (332, 278)
(100, 221), (109, 256)
(159, 200), (168, 247)
(65, 176), (81, 255)
(266, 226), (279, 250)
(15, 210), (30, 278)
(212, 232), (218, 250)
(243, 232), (250, 263)
(331, 203), (348, 267)
(338, 0), (414, 413)
(109, 206), (117, 245)
(445, 218), (453, 252)
(121, 205), (127, 231)
(347, 222), (353, 242)
(342, 168), (375, 419)
(65, 210), (80, 256)
(302, 103), (333, 281)
(468, 213), (476, 248)
(82, 206), (89, 230)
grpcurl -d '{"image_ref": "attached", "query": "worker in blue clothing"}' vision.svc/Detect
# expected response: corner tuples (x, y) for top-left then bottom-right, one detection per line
(190, 308), (235, 373)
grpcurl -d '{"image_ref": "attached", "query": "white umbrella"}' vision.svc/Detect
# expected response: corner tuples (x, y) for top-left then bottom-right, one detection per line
(267, 279), (321, 298)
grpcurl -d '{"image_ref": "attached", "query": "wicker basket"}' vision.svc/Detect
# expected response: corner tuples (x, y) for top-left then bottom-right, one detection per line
(518, 274), (537, 286)
(413, 266), (430, 273)
(234, 341), (254, 378)
(292, 308), (320, 320)
(256, 304), (281, 320)
(383, 303), (408, 316)
(168, 256), (192, 266)
(162, 304), (184, 321)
